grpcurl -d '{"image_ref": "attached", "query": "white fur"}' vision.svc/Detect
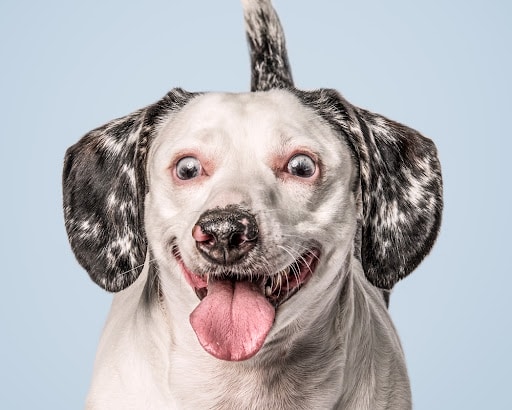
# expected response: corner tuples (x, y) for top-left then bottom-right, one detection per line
(86, 91), (411, 409)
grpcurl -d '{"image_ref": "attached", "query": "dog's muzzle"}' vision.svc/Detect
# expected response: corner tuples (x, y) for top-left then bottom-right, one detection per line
(173, 205), (320, 362)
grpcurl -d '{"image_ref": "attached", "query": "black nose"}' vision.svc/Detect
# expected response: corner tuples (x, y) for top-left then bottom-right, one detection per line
(192, 205), (258, 265)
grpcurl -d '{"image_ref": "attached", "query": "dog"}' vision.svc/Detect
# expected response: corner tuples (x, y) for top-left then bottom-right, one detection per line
(63, 1), (442, 408)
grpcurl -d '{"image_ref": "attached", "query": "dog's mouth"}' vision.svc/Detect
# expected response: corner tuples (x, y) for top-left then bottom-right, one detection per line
(172, 245), (320, 362)
(173, 246), (319, 307)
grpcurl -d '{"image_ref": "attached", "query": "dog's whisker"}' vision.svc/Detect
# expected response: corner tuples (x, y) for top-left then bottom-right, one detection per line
(259, 255), (275, 278)
(118, 258), (159, 277)
(277, 244), (302, 261)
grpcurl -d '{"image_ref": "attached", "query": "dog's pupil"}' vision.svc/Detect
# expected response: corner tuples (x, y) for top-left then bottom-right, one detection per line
(288, 154), (315, 177)
(177, 157), (201, 180)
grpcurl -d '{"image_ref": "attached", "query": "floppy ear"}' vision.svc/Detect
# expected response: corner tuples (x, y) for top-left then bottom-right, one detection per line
(294, 89), (443, 290)
(63, 88), (196, 292)
(355, 105), (443, 289)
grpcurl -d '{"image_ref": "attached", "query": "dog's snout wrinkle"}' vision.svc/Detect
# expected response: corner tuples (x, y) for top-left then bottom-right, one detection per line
(194, 206), (258, 265)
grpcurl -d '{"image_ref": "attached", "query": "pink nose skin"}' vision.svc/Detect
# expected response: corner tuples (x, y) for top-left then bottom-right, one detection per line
(192, 225), (213, 243)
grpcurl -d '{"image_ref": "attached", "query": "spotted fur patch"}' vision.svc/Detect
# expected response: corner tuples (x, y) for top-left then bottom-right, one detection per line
(242, 0), (293, 91)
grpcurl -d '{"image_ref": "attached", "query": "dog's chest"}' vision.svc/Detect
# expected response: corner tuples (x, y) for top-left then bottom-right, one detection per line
(167, 353), (342, 409)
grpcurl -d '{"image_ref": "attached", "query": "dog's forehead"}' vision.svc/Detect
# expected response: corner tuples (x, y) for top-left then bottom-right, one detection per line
(156, 90), (340, 153)
(180, 90), (309, 126)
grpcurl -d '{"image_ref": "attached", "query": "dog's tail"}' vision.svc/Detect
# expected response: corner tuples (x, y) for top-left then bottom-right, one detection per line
(242, 0), (294, 91)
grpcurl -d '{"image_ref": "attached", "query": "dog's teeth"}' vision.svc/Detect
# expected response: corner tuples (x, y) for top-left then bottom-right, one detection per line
(271, 274), (282, 292)
(267, 268), (290, 295)
(278, 267), (290, 279)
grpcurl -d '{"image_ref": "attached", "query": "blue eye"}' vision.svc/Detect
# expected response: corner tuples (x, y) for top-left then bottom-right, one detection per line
(287, 154), (316, 178)
(176, 156), (202, 180)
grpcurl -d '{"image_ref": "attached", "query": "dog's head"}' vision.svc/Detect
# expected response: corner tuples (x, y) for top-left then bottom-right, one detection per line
(63, 87), (441, 359)
(63, 1), (442, 362)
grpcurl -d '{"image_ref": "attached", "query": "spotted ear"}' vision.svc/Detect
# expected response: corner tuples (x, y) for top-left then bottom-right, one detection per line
(354, 106), (443, 289)
(63, 88), (196, 292)
(295, 89), (443, 290)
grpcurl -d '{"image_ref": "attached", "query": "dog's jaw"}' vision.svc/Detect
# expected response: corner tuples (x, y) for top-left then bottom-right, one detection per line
(172, 244), (321, 361)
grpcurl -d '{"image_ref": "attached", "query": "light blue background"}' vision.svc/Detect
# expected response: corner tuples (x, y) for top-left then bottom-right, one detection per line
(1, 0), (510, 408)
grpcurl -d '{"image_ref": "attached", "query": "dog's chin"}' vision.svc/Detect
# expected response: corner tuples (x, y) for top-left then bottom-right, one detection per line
(171, 245), (320, 308)
(170, 243), (320, 362)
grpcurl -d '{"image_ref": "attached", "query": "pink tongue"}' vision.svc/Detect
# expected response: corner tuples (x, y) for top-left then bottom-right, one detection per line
(189, 279), (275, 361)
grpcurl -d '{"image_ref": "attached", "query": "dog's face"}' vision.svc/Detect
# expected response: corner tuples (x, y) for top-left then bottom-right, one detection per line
(145, 91), (357, 360)
(63, 86), (442, 360)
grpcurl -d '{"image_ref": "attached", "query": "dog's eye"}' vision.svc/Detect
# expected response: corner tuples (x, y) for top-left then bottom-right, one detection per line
(287, 154), (316, 178)
(176, 156), (202, 180)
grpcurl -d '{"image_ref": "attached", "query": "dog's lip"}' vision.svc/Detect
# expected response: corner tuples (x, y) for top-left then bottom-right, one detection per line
(172, 245), (320, 308)
(173, 247), (208, 291)
(262, 249), (320, 307)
